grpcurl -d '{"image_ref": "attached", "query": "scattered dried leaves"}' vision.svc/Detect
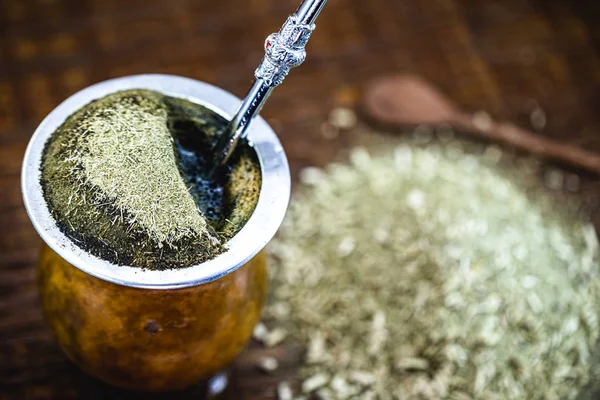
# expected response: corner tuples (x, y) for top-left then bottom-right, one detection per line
(267, 131), (600, 400)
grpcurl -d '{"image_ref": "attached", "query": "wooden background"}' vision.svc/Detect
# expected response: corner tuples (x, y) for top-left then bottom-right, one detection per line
(2, 0), (600, 398)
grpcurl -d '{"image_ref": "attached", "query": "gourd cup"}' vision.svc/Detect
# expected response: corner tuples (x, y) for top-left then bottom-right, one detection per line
(21, 75), (290, 392)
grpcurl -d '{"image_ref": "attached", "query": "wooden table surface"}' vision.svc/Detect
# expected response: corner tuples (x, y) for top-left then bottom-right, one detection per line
(2, 0), (600, 398)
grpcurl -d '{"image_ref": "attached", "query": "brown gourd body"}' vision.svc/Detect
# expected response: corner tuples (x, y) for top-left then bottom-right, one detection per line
(38, 244), (267, 392)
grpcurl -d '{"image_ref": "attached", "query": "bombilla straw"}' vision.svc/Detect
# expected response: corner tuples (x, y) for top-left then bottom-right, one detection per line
(210, 0), (328, 174)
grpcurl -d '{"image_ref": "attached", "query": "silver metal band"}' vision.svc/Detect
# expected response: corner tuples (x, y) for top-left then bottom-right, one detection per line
(255, 16), (315, 86)
(22, 75), (291, 289)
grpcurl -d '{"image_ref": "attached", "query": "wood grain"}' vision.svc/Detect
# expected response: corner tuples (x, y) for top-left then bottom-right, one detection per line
(1, 0), (600, 398)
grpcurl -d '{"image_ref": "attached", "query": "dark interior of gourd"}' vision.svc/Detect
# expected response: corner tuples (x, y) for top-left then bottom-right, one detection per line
(40, 89), (262, 270)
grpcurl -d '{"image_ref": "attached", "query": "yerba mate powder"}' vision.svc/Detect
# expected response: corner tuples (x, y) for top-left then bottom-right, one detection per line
(41, 89), (261, 269)
(267, 136), (600, 399)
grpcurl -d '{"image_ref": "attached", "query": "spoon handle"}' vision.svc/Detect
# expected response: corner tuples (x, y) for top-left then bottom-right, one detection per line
(211, 0), (328, 171)
(453, 113), (600, 175)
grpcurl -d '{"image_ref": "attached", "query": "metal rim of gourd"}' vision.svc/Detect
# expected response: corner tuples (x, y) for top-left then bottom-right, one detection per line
(21, 74), (291, 289)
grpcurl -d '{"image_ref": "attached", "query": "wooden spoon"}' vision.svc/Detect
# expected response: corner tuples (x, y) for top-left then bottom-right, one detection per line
(363, 74), (600, 174)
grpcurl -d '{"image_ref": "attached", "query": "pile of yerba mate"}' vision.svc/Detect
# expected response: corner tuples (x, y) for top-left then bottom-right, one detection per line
(266, 129), (600, 399)
(41, 89), (261, 269)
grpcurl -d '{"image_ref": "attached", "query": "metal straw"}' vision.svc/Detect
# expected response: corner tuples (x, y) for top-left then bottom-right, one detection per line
(210, 0), (328, 173)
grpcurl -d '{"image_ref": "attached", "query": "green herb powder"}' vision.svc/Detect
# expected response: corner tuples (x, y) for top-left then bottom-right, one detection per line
(267, 136), (600, 399)
(41, 89), (261, 270)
